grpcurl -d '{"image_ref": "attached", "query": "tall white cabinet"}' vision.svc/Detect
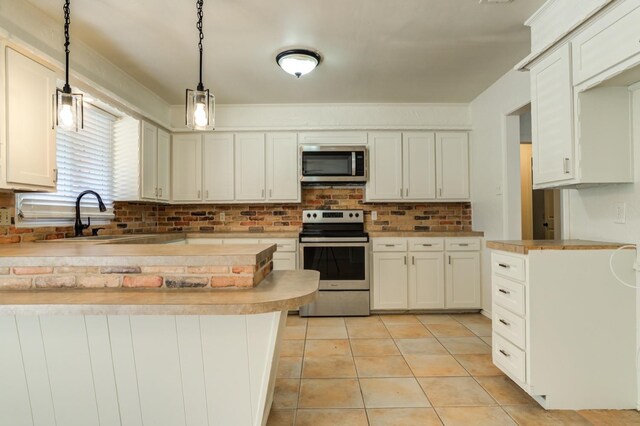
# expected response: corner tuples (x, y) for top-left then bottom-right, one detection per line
(3, 47), (57, 191)
(366, 131), (469, 202)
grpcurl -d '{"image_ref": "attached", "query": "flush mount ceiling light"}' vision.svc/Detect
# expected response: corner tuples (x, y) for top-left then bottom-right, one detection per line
(276, 49), (322, 78)
(54, 0), (83, 132)
(185, 0), (215, 131)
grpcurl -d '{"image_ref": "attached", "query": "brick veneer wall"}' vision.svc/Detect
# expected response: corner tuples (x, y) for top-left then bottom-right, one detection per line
(0, 188), (472, 243)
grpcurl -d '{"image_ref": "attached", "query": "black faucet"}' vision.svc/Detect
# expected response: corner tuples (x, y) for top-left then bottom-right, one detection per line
(74, 190), (107, 237)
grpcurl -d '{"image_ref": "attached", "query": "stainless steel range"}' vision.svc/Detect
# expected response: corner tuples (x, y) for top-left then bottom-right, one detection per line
(299, 209), (370, 317)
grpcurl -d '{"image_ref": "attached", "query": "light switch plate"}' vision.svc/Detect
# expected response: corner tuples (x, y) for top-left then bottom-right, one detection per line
(371, 211), (378, 221)
(219, 212), (225, 222)
(0, 208), (11, 226)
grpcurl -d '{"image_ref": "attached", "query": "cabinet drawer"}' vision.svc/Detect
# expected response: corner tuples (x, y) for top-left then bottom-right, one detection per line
(372, 238), (407, 252)
(260, 238), (297, 252)
(493, 305), (526, 350)
(492, 252), (526, 282)
(493, 332), (526, 383)
(572, 1), (640, 84)
(445, 238), (480, 251)
(492, 275), (525, 317)
(408, 238), (444, 252)
(223, 238), (261, 244)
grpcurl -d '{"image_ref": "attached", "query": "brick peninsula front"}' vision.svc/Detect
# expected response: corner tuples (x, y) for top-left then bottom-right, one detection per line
(0, 237), (319, 426)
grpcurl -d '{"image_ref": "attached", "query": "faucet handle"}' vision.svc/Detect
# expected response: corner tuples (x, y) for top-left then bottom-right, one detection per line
(91, 227), (105, 236)
(84, 217), (91, 230)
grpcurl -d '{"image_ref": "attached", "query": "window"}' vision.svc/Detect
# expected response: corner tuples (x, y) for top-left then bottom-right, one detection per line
(17, 104), (116, 226)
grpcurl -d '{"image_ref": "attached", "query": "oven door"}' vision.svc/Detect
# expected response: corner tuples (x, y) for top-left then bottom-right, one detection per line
(299, 242), (369, 290)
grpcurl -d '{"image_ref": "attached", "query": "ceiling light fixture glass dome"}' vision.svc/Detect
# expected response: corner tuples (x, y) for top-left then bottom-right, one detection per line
(276, 49), (322, 78)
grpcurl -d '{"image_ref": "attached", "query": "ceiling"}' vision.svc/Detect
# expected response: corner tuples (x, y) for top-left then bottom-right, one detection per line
(26, 0), (545, 105)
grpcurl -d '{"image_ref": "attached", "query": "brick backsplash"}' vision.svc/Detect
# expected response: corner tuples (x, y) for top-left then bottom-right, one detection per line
(0, 188), (472, 243)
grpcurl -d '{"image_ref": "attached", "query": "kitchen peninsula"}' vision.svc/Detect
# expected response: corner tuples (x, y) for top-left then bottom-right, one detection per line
(0, 238), (319, 426)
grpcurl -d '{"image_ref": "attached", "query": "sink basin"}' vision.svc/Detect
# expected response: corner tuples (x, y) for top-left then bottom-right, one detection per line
(35, 235), (138, 243)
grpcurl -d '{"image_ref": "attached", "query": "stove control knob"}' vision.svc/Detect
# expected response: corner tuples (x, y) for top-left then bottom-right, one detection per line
(306, 213), (311, 218)
(355, 213), (360, 218)
(312, 213), (317, 218)
(349, 213), (353, 218)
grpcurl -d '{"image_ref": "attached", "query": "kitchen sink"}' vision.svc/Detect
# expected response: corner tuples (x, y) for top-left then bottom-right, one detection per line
(35, 235), (139, 243)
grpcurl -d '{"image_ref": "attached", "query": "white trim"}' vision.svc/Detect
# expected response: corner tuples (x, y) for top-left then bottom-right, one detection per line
(480, 309), (492, 319)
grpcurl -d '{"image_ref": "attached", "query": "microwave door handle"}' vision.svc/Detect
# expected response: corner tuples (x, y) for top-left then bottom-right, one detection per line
(352, 152), (356, 176)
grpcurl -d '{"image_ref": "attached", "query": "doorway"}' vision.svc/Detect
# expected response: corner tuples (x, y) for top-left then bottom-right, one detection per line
(518, 111), (559, 240)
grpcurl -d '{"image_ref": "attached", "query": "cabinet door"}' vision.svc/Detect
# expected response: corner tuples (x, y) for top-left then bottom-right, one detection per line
(403, 132), (436, 200)
(172, 134), (202, 202)
(266, 133), (299, 202)
(235, 133), (266, 201)
(140, 121), (158, 200)
(6, 48), (57, 189)
(273, 252), (297, 271)
(372, 252), (408, 310)
(409, 252), (445, 309)
(445, 252), (481, 309)
(366, 132), (403, 201)
(203, 133), (234, 201)
(156, 129), (171, 201)
(531, 44), (574, 185)
(436, 132), (469, 200)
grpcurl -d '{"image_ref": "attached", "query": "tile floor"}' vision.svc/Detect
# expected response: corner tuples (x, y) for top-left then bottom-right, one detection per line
(268, 313), (640, 426)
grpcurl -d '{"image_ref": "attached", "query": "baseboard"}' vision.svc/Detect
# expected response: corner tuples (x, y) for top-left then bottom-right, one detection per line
(481, 309), (492, 319)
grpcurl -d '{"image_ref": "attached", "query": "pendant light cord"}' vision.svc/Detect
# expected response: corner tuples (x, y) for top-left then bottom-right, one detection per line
(196, 0), (204, 91)
(63, 0), (71, 92)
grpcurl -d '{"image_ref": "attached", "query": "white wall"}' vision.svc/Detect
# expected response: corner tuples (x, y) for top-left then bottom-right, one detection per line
(470, 69), (532, 313)
(170, 103), (471, 131)
(565, 89), (640, 245)
(0, 0), (171, 127)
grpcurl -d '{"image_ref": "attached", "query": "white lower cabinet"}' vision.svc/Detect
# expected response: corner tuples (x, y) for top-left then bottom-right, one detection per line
(489, 247), (637, 409)
(371, 238), (480, 310)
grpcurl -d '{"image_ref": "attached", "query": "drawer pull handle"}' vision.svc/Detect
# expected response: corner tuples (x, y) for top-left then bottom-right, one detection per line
(458, 243), (469, 247)
(422, 244), (433, 247)
(499, 349), (510, 358)
(385, 244), (396, 247)
(499, 319), (510, 326)
(498, 289), (510, 295)
(498, 263), (510, 269)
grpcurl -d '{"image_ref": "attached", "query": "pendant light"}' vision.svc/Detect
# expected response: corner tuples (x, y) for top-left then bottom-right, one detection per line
(185, 0), (215, 130)
(55, 0), (83, 132)
(276, 49), (321, 78)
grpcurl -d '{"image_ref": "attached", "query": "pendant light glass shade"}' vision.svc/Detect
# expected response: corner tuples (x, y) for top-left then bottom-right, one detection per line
(185, 88), (215, 130)
(276, 49), (321, 78)
(186, 0), (215, 131)
(55, 0), (83, 132)
(55, 88), (83, 132)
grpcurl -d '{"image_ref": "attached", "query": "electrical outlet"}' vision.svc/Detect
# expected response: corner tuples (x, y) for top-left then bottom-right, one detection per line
(371, 211), (378, 221)
(219, 212), (225, 222)
(0, 208), (10, 226)
(615, 202), (626, 224)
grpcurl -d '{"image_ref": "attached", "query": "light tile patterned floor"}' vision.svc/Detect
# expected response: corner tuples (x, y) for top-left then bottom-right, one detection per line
(267, 313), (640, 426)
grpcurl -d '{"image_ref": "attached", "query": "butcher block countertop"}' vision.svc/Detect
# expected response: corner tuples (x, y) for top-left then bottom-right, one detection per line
(368, 231), (484, 238)
(0, 270), (319, 315)
(486, 239), (633, 255)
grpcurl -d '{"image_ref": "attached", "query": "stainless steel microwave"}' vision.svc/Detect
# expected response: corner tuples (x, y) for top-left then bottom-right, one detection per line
(300, 145), (368, 183)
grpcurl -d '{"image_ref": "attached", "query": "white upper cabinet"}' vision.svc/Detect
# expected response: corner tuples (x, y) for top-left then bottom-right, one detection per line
(172, 134), (202, 202)
(298, 131), (367, 145)
(403, 132), (436, 200)
(530, 44), (574, 186)
(140, 122), (159, 200)
(203, 133), (234, 202)
(436, 132), (470, 200)
(4, 47), (56, 190)
(235, 133), (266, 201)
(366, 132), (403, 201)
(156, 129), (171, 201)
(366, 131), (469, 202)
(266, 133), (299, 202)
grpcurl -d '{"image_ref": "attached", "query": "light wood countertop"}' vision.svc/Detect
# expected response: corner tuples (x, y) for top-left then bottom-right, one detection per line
(0, 270), (319, 315)
(486, 239), (633, 255)
(368, 231), (484, 238)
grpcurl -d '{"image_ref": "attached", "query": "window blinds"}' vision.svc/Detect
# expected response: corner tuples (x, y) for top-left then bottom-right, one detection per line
(17, 104), (116, 224)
